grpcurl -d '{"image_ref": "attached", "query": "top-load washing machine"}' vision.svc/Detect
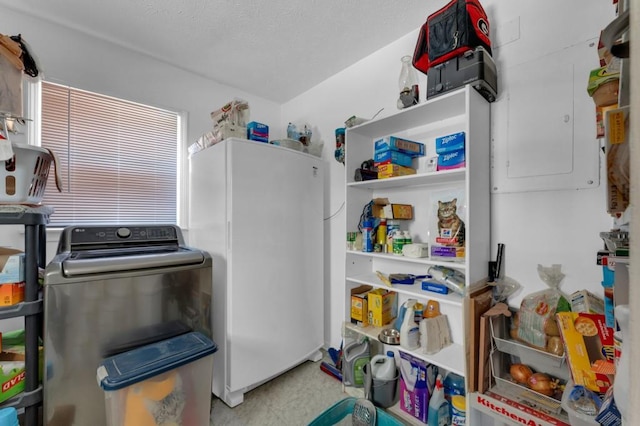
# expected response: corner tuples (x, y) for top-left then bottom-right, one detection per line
(43, 225), (212, 426)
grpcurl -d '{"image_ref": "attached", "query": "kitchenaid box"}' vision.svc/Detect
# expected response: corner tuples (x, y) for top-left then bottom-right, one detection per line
(398, 350), (429, 423)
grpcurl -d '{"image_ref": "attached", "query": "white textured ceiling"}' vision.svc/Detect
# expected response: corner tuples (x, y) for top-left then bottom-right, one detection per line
(1, 0), (437, 102)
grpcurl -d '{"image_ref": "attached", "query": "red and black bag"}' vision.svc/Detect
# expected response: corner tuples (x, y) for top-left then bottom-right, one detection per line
(412, 0), (491, 74)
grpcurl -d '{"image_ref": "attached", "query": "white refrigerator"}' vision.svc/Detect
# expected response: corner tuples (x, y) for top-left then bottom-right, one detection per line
(189, 137), (324, 407)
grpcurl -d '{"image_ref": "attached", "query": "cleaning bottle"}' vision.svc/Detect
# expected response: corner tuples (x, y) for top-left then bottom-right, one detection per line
(370, 351), (396, 380)
(443, 372), (465, 402)
(400, 300), (420, 350)
(362, 220), (374, 253)
(394, 298), (416, 332)
(342, 339), (370, 387)
(376, 219), (387, 247)
(427, 374), (449, 426)
(424, 300), (441, 318)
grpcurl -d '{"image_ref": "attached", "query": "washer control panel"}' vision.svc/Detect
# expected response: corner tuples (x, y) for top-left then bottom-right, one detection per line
(67, 225), (178, 245)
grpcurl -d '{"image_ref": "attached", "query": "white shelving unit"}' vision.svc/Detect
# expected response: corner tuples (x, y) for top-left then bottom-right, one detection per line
(343, 86), (491, 417)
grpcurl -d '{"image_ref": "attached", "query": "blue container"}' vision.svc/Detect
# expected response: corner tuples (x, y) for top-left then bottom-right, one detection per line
(0, 408), (18, 426)
(309, 397), (404, 426)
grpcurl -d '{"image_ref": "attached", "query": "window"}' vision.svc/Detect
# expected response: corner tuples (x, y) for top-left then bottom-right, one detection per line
(40, 82), (179, 226)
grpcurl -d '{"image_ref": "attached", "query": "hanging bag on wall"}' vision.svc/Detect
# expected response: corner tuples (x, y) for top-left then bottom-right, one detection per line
(412, 0), (491, 74)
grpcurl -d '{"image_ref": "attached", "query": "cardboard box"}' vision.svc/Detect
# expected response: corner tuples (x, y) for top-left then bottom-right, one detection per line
(570, 290), (605, 314)
(374, 136), (425, 157)
(372, 198), (413, 220)
(437, 149), (465, 170)
(373, 149), (413, 167)
(247, 121), (269, 142)
(350, 285), (372, 326)
(367, 289), (397, 327)
(0, 249), (24, 285)
(398, 350), (429, 423)
(0, 282), (24, 306)
(377, 164), (417, 179)
(557, 312), (614, 393)
(0, 330), (43, 404)
(435, 131), (465, 154)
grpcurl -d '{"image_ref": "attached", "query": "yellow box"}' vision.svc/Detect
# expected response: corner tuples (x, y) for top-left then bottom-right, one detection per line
(350, 285), (372, 326)
(557, 312), (614, 393)
(367, 289), (398, 327)
(0, 282), (24, 306)
(377, 164), (416, 179)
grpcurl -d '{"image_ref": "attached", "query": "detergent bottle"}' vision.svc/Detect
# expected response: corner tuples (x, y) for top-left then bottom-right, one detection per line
(427, 374), (449, 426)
(342, 338), (370, 387)
(370, 351), (396, 380)
(394, 299), (416, 333)
(400, 300), (420, 350)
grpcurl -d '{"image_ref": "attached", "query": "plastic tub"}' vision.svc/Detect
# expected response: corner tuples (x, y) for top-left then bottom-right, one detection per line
(309, 397), (404, 426)
(97, 331), (216, 426)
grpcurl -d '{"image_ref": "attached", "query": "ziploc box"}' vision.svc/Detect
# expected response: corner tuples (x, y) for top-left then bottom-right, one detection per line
(435, 131), (465, 154)
(367, 289), (398, 327)
(398, 350), (429, 423)
(374, 136), (425, 157)
(247, 121), (269, 142)
(0, 249), (24, 285)
(97, 332), (217, 426)
(373, 149), (413, 167)
(437, 149), (465, 170)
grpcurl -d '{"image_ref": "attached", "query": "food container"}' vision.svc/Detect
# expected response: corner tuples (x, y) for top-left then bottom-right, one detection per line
(97, 332), (216, 426)
(0, 143), (53, 204)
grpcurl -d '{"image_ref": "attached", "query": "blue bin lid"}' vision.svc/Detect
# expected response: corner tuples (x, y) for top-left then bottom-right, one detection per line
(97, 331), (217, 391)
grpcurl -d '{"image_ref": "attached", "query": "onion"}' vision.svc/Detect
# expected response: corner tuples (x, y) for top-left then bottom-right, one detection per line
(527, 373), (557, 396)
(509, 364), (533, 384)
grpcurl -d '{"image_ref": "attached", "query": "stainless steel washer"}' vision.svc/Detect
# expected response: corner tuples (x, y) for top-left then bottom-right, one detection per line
(43, 225), (212, 426)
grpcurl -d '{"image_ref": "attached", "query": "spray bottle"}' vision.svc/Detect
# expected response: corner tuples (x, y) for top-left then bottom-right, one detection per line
(400, 300), (420, 350)
(427, 374), (449, 426)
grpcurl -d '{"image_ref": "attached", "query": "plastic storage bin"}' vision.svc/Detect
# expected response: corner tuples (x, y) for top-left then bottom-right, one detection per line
(97, 331), (216, 426)
(309, 397), (404, 426)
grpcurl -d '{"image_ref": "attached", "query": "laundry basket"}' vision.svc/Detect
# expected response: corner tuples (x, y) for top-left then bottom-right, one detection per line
(0, 143), (52, 204)
(309, 397), (404, 426)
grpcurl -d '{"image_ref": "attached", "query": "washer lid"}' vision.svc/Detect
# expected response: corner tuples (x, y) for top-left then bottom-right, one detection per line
(61, 246), (205, 277)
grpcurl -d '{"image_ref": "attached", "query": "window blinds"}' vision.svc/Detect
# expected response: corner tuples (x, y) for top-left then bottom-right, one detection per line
(40, 82), (178, 226)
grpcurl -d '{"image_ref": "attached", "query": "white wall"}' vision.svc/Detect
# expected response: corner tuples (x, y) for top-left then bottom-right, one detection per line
(282, 0), (617, 348)
(0, 7), (282, 258)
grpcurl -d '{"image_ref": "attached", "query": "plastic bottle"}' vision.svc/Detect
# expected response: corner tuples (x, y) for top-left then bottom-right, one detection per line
(392, 230), (404, 255)
(427, 374), (450, 426)
(387, 220), (400, 253)
(370, 351), (396, 380)
(443, 372), (465, 403)
(342, 339), (370, 387)
(400, 300), (420, 350)
(424, 300), (441, 318)
(377, 219), (387, 247)
(451, 395), (466, 425)
(362, 220), (374, 253)
(403, 230), (412, 245)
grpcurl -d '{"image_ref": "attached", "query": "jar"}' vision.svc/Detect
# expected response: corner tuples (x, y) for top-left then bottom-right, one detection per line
(398, 55), (419, 109)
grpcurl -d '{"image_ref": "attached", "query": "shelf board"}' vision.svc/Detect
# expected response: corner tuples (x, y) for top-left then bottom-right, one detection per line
(0, 299), (43, 320)
(346, 273), (464, 307)
(344, 322), (465, 376)
(347, 251), (466, 272)
(347, 87), (467, 138)
(347, 168), (465, 190)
